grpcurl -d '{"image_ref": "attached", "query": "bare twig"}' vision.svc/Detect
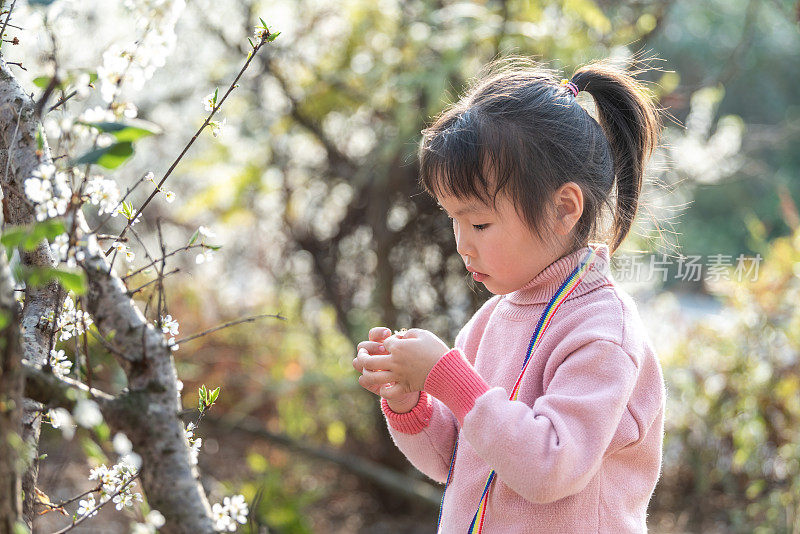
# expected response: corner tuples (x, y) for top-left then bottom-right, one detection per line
(47, 88), (78, 114)
(120, 243), (208, 280)
(0, 0), (18, 44)
(33, 16), (60, 120)
(127, 267), (180, 296)
(173, 312), (286, 346)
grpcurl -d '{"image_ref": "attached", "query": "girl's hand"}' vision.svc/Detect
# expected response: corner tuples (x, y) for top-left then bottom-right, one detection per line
(360, 328), (450, 395)
(353, 327), (420, 412)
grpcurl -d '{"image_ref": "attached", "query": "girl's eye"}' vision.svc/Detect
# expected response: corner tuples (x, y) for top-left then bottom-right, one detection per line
(473, 224), (489, 231)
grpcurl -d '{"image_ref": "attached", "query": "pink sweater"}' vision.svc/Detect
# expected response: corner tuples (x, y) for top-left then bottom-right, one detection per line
(381, 243), (665, 533)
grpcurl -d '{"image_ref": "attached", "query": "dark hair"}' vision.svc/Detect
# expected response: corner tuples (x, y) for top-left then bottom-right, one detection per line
(417, 55), (664, 255)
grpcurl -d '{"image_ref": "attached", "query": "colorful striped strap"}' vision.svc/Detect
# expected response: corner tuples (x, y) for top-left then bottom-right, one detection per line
(436, 246), (600, 534)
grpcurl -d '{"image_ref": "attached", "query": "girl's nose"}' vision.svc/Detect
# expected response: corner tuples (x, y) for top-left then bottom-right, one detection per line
(455, 225), (474, 257)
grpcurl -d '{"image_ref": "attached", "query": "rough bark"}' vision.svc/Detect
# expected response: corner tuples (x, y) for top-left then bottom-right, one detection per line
(0, 54), (215, 531)
(0, 182), (24, 533)
(0, 53), (62, 528)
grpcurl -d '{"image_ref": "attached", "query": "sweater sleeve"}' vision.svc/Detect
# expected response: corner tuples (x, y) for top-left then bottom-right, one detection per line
(379, 323), (476, 483)
(380, 392), (460, 483)
(426, 339), (639, 504)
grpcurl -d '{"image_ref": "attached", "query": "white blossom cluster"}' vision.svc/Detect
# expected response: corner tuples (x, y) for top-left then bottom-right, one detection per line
(40, 294), (94, 342)
(211, 495), (248, 532)
(49, 349), (73, 378)
(184, 421), (201, 465)
(131, 510), (166, 534)
(84, 175), (121, 216)
(112, 240), (136, 263)
(95, 0), (186, 103)
(158, 314), (179, 351)
(87, 458), (143, 512)
(50, 233), (87, 268)
(24, 164), (72, 221)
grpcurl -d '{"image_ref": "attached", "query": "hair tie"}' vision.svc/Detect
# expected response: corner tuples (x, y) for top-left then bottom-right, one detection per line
(560, 78), (579, 97)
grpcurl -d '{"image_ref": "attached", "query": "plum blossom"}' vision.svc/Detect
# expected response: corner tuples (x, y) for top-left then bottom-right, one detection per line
(49, 349), (72, 378)
(40, 294), (94, 341)
(76, 494), (98, 517)
(84, 175), (121, 216)
(211, 494), (249, 531)
(24, 164), (72, 221)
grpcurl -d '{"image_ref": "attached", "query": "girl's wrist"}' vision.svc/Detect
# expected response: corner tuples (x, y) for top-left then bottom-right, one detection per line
(386, 391), (421, 413)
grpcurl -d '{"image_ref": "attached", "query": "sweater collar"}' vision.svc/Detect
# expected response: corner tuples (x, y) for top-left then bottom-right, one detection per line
(502, 242), (612, 306)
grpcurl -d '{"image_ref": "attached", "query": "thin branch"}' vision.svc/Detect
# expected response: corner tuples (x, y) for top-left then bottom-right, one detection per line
(22, 360), (115, 408)
(201, 412), (442, 508)
(120, 243), (206, 281)
(107, 32), (278, 254)
(50, 485), (99, 509)
(173, 312), (286, 346)
(47, 88), (78, 114)
(50, 471), (141, 534)
(0, 0), (18, 44)
(88, 171), (153, 236)
(126, 267), (180, 296)
(86, 326), (129, 360)
(33, 15), (60, 120)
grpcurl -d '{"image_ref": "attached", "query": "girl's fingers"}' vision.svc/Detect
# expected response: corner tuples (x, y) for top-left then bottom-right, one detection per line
(368, 327), (392, 343)
(379, 381), (402, 398)
(358, 353), (392, 372)
(358, 369), (394, 390)
(356, 340), (387, 354)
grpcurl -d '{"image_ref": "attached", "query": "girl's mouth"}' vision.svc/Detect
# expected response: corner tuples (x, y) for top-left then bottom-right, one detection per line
(472, 272), (487, 282)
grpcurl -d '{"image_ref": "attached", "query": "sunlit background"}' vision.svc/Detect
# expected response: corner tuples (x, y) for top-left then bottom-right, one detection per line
(8, 0), (800, 531)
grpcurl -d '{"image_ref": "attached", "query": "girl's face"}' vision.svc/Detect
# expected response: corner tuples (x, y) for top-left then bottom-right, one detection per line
(437, 192), (565, 295)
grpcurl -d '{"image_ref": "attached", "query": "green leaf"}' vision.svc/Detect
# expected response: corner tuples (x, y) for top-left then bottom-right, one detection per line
(209, 387), (220, 404)
(1, 220), (66, 256)
(119, 201), (134, 219)
(75, 119), (162, 143)
(213, 88), (219, 105)
(73, 141), (134, 169)
(19, 266), (86, 294)
(32, 76), (57, 88)
(267, 31), (281, 42)
(51, 269), (87, 295)
(259, 17), (267, 28)
(248, 37), (255, 49)
(36, 124), (45, 150)
(188, 229), (200, 246)
(206, 244), (222, 251)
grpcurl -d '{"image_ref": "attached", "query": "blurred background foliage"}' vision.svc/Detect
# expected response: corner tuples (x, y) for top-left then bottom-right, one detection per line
(10, 0), (800, 531)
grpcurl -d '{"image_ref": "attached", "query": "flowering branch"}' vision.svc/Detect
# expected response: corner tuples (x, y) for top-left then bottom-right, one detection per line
(51, 471), (141, 534)
(106, 26), (279, 255)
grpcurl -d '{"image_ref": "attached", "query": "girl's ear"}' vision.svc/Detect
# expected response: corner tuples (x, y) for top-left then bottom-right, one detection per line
(553, 182), (584, 236)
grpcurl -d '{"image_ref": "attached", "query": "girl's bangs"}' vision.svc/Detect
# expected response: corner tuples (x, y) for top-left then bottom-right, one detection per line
(420, 119), (494, 206)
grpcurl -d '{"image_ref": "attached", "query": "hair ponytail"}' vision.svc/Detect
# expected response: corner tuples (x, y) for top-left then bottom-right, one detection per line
(417, 55), (665, 256)
(570, 60), (663, 254)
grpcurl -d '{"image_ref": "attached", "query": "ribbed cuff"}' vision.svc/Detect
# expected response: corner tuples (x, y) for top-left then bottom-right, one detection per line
(381, 392), (434, 434)
(424, 348), (490, 425)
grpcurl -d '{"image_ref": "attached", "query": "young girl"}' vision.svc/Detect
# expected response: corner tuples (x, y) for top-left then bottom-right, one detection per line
(353, 56), (666, 533)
